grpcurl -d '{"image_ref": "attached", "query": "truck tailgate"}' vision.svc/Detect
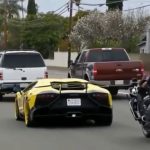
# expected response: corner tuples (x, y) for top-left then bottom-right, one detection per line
(93, 61), (144, 80)
(2, 67), (47, 81)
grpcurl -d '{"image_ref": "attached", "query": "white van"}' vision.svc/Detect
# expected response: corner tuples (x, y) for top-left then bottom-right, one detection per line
(0, 50), (48, 100)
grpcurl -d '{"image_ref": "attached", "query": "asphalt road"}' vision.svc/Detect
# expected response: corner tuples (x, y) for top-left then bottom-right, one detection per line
(0, 69), (150, 150)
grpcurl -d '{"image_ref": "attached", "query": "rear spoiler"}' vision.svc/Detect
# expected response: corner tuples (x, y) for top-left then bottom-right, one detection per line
(50, 81), (88, 93)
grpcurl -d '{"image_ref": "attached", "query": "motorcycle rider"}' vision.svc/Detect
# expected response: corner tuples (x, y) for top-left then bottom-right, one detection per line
(137, 75), (150, 119)
(138, 75), (150, 97)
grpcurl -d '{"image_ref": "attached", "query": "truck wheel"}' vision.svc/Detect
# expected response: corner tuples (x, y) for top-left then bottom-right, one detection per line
(0, 94), (3, 101)
(109, 89), (118, 95)
(68, 73), (71, 78)
(84, 75), (89, 81)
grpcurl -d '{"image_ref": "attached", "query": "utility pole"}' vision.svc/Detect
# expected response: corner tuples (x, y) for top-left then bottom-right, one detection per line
(20, 0), (24, 49)
(68, 0), (73, 67)
(21, 0), (24, 19)
(3, 0), (8, 49)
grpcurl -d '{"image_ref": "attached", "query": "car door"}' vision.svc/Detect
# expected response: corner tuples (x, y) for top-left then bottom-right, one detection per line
(70, 51), (87, 78)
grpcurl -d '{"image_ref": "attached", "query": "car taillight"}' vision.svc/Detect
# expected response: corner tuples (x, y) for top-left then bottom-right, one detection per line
(35, 93), (58, 106)
(0, 72), (3, 80)
(37, 93), (58, 100)
(92, 65), (97, 79)
(44, 71), (48, 78)
(91, 93), (108, 101)
(137, 63), (144, 78)
(90, 93), (109, 106)
(140, 63), (144, 74)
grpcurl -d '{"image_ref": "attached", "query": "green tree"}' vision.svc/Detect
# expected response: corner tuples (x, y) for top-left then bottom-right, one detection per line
(0, 0), (25, 18)
(106, 0), (123, 11)
(70, 10), (148, 52)
(73, 10), (89, 23)
(23, 13), (66, 58)
(7, 19), (23, 49)
(27, 0), (37, 16)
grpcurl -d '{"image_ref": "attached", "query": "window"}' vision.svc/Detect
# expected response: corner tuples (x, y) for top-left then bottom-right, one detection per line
(86, 49), (129, 62)
(77, 51), (87, 63)
(2, 53), (45, 68)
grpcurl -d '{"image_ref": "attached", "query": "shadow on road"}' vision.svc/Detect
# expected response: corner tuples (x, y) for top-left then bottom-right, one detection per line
(112, 91), (129, 101)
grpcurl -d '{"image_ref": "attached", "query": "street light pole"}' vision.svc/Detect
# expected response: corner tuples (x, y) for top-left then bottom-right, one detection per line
(68, 0), (73, 67)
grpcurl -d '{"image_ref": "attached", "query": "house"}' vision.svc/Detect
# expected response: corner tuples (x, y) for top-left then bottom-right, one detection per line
(138, 25), (150, 54)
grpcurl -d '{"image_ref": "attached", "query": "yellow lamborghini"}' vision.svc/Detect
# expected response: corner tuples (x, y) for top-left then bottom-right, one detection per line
(15, 78), (112, 127)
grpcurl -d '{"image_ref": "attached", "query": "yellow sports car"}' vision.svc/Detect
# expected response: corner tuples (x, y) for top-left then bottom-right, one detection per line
(15, 78), (113, 127)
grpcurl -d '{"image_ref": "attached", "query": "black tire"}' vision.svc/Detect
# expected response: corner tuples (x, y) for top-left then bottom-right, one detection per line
(15, 100), (22, 121)
(95, 115), (113, 126)
(24, 102), (35, 127)
(68, 73), (71, 78)
(84, 75), (89, 81)
(109, 89), (118, 95)
(0, 94), (3, 101)
(142, 125), (150, 138)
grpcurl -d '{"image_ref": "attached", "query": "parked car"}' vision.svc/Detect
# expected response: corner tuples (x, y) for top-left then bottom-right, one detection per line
(15, 78), (113, 127)
(68, 48), (144, 95)
(0, 50), (48, 100)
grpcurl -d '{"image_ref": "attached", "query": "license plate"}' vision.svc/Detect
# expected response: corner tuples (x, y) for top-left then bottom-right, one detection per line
(67, 98), (81, 106)
(20, 83), (29, 88)
(115, 80), (123, 85)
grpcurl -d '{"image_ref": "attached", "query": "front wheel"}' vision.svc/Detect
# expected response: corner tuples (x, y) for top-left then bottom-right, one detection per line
(142, 125), (150, 138)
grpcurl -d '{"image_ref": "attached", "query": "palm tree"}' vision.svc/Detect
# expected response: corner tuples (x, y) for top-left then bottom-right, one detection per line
(0, 0), (26, 18)
(106, 0), (123, 11)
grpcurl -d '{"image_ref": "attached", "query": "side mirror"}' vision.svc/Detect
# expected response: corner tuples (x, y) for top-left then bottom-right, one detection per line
(13, 85), (22, 93)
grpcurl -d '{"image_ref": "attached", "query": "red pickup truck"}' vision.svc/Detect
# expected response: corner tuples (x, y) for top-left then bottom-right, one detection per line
(68, 48), (144, 95)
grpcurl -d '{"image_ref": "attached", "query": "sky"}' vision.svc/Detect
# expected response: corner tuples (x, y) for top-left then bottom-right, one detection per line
(23, 0), (150, 17)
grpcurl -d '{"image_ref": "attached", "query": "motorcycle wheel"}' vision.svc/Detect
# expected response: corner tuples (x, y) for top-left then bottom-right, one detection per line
(142, 125), (150, 138)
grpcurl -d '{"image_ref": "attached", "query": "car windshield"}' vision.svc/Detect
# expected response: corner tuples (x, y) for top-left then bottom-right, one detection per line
(86, 49), (129, 62)
(2, 53), (45, 68)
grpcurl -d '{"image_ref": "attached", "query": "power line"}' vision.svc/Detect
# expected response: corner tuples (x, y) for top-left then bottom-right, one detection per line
(73, 0), (127, 7)
(57, 8), (68, 16)
(53, 1), (69, 13)
(124, 3), (150, 11)
(57, 6), (69, 15)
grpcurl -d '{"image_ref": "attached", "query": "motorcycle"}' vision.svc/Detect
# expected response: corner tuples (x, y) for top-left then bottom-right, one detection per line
(129, 82), (150, 138)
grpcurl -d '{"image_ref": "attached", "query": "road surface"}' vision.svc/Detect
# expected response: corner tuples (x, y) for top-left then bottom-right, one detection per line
(0, 69), (150, 150)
